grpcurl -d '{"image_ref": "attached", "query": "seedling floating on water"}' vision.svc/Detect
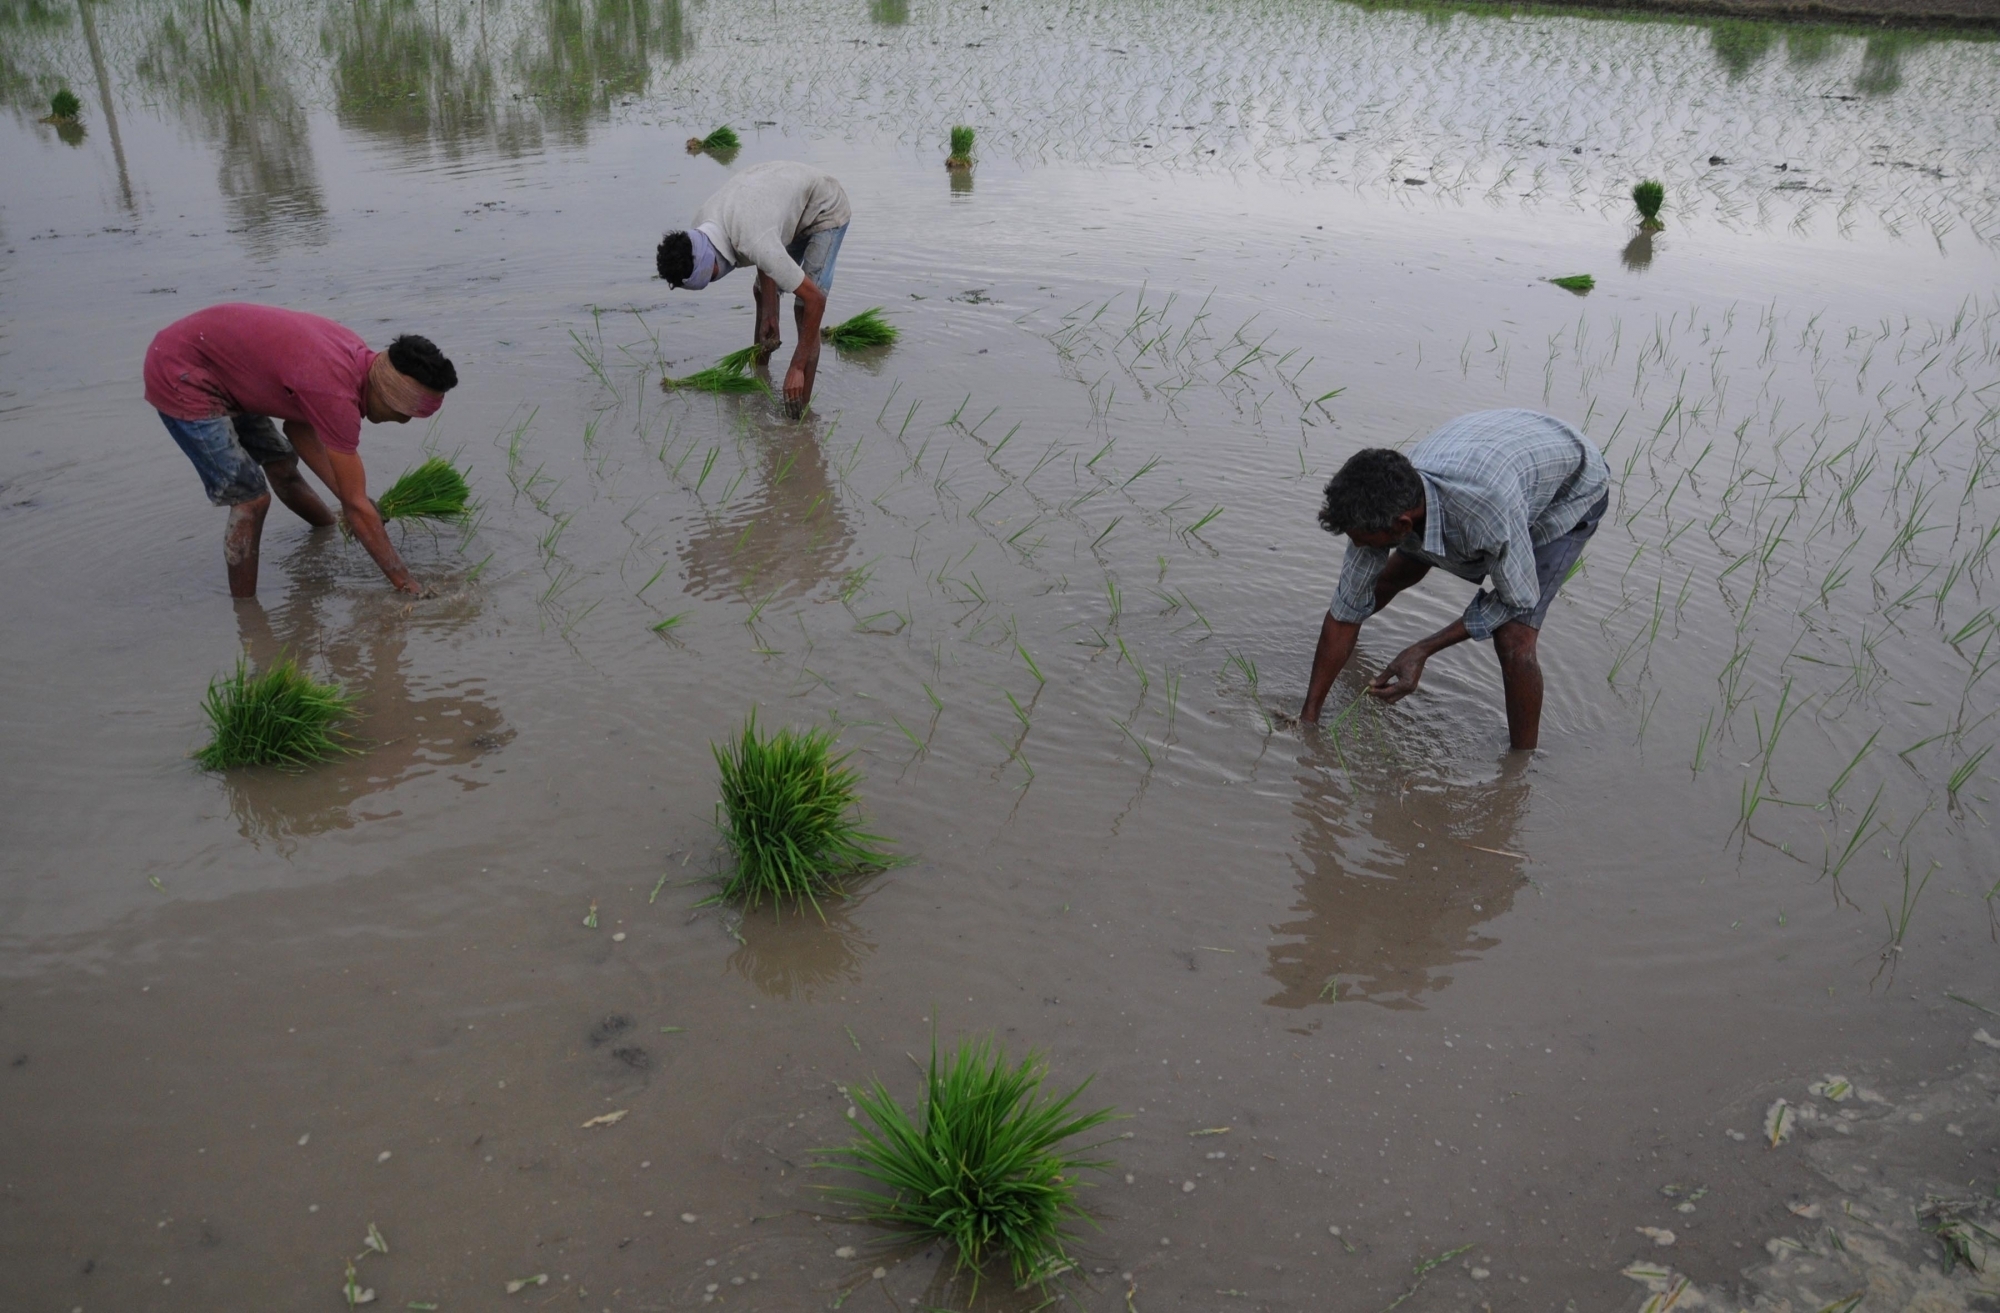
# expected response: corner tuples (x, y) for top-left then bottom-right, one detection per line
(686, 125), (740, 155)
(822, 307), (898, 349)
(375, 456), (473, 525)
(47, 88), (81, 122)
(710, 711), (894, 911)
(816, 1034), (1117, 1290)
(195, 656), (355, 769)
(946, 124), (975, 169)
(1632, 179), (1665, 230)
(1548, 274), (1596, 294)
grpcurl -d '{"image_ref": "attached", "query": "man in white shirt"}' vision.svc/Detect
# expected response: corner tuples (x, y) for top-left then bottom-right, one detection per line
(656, 161), (852, 413)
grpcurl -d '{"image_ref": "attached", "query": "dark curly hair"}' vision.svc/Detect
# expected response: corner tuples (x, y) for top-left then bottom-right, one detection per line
(656, 230), (694, 284)
(386, 335), (458, 392)
(1317, 448), (1424, 536)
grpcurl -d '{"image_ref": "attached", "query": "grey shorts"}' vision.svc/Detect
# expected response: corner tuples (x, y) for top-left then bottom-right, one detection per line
(161, 411), (294, 506)
(1519, 491), (1608, 629)
(785, 223), (847, 292)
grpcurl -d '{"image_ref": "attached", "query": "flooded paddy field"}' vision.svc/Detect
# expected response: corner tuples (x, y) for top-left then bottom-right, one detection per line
(3, 0), (1999, 1307)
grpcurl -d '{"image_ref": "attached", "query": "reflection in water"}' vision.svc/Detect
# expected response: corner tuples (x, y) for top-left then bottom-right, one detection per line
(1707, 20), (1774, 82)
(680, 410), (856, 603)
(1784, 26), (1836, 67)
(1855, 34), (1912, 97)
(219, 536), (509, 849)
(513, 0), (685, 141)
(1265, 754), (1532, 1011)
(136, 0), (326, 253)
(324, 0), (511, 158)
(1620, 229), (1655, 271)
(868, 0), (906, 25)
(77, 0), (134, 208)
(948, 164), (972, 196)
(726, 896), (876, 999)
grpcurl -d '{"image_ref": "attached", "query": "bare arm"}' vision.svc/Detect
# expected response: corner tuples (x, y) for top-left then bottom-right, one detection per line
(287, 424), (420, 594)
(1300, 614), (1361, 723)
(1368, 618), (1470, 703)
(784, 275), (827, 414)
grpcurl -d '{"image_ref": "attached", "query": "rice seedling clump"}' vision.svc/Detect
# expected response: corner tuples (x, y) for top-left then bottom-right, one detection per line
(375, 456), (473, 524)
(48, 88), (81, 121)
(715, 344), (764, 372)
(822, 307), (898, 349)
(817, 1035), (1117, 1289)
(687, 125), (741, 154)
(1548, 273), (1596, 294)
(712, 712), (893, 908)
(665, 352), (769, 394)
(1632, 179), (1665, 229)
(195, 656), (355, 769)
(946, 124), (975, 169)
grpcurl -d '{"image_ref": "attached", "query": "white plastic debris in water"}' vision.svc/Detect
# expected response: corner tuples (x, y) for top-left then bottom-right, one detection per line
(1764, 1099), (1795, 1148)
(1808, 1075), (1852, 1102)
(1636, 1226), (1676, 1246)
(1973, 1028), (2000, 1050)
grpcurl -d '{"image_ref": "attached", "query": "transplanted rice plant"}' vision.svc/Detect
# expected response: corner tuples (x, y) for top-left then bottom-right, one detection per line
(822, 307), (898, 349)
(194, 656), (355, 770)
(711, 711), (894, 909)
(1548, 273), (1596, 294)
(686, 125), (741, 154)
(47, 88), (81, 121)
(817, 1035), (1118, 1290)
(1632, 179), (1666, 229)
(946, 124), (975, 169)
(375, 456), (473, 524)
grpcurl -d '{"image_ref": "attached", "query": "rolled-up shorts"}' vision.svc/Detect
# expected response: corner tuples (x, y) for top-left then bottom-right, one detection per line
(785, 222), (847, 293)
(160, 411), (295, 506)
(1518, 490), (1609, 630)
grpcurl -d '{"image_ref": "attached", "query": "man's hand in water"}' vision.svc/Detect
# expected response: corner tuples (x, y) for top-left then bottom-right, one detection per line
(783, 360), (812, 414)
(1369, 644), (1430, 703)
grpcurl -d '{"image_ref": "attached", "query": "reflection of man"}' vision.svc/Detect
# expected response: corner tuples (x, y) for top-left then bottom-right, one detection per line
(145, 303), (459, 598)
(1300, 410), (1610, 750)
(655, 161), (851, 412)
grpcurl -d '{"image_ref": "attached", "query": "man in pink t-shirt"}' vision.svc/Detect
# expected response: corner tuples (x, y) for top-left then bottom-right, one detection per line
(145, 303), (459, 598)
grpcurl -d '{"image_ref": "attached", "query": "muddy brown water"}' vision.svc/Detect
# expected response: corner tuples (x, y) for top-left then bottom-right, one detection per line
(4, 0), (1999, 1309)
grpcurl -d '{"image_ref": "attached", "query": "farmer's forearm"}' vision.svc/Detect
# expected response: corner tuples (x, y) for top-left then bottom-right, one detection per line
(790, 279), (826, 368)
(1301, 614), (1361, 722)
(342, 497), (415, 588)
(1413, 617), (1472, 657)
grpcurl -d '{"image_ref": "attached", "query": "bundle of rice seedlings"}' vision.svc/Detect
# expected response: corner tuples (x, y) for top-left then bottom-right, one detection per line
(665, 353), (769, 394)
(817, 1034), (1118, 1290)
(1548, 273), (1595, 294)
(822, 307), (898, 349)
(195, 656), (356, 769)
(375, 456), (473, 524)
(1632, 179), (1665, 230)
(946, 124), (975, 169)
(715, 344), (764, 372)
(47, 88), (81, 122)
(711, 711), (894, 909)
(686, 125), (740, 154)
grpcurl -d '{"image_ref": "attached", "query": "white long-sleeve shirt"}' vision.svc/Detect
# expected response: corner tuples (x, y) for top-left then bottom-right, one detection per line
(692, 161), (851, 293)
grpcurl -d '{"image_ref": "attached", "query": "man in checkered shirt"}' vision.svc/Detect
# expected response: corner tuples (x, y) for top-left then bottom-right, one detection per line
(1299, 409), (1610, 750)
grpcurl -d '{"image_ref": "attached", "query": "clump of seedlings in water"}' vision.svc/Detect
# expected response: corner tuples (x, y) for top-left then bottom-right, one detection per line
(664, 352), (770, 394)
(822, 307), (899, 349)
(45, 88), (81, 123)
(816, 1033), (1117, 1290)
(1548, 273), (1595, 294)
(195, 656), (356, 769)
(686, 125), (740, 156)
(1632, 179), (1665, 230)
(710, 711), (894, 910)
(375, 455), (473, 525)
(946, 124), (975, 170)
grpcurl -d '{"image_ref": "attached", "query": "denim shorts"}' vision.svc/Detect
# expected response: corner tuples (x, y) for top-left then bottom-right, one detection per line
(161, 411), (294, 506)
(786, 222), (847, 293)
(1520, 490), (1609, 629)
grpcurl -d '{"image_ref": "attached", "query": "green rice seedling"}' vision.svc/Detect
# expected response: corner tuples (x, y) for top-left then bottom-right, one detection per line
(716, 345), (763, 373)
(816, 1034), (1117, 1289)
(47, 88), (81, 121)
(822, 307), (898, 349)
(710, 712), (894, 911)
(376, 456), (473, 525)
(1948, 743), (1990, 804)
(687, 125), (740, 154)
(1632, 179), (1665, 230)
(946, 124), (975, 169)
(1549, 274), (1595, 295)
(194, 656), (355, 770)
(665, 357), (770, 394)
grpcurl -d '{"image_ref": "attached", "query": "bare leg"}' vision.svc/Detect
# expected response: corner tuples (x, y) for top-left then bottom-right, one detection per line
(753, 272), (782, 357)
(263, 457), (335, 527)
(225, 494), (272, 599)
(1492, 620), (1543, 751)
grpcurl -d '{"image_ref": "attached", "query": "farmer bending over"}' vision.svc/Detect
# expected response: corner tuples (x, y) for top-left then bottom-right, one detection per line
(656, 160), (851, 413)
(146, 303), (458, 598)
(1300, 409), (1610, 751)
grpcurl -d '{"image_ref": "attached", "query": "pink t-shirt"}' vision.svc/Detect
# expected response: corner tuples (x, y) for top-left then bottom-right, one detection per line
(144, 304), (376, 455)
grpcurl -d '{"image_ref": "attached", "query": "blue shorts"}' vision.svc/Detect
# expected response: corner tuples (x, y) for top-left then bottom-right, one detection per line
(1519, 491), (1609, 629)
(161, 411), (294, 506)
(786, 223), (847, 293)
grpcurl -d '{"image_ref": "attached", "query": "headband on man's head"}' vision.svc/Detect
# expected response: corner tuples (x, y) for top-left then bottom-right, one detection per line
(678, 227), (722, 290)
(368, 350), (445, 419)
